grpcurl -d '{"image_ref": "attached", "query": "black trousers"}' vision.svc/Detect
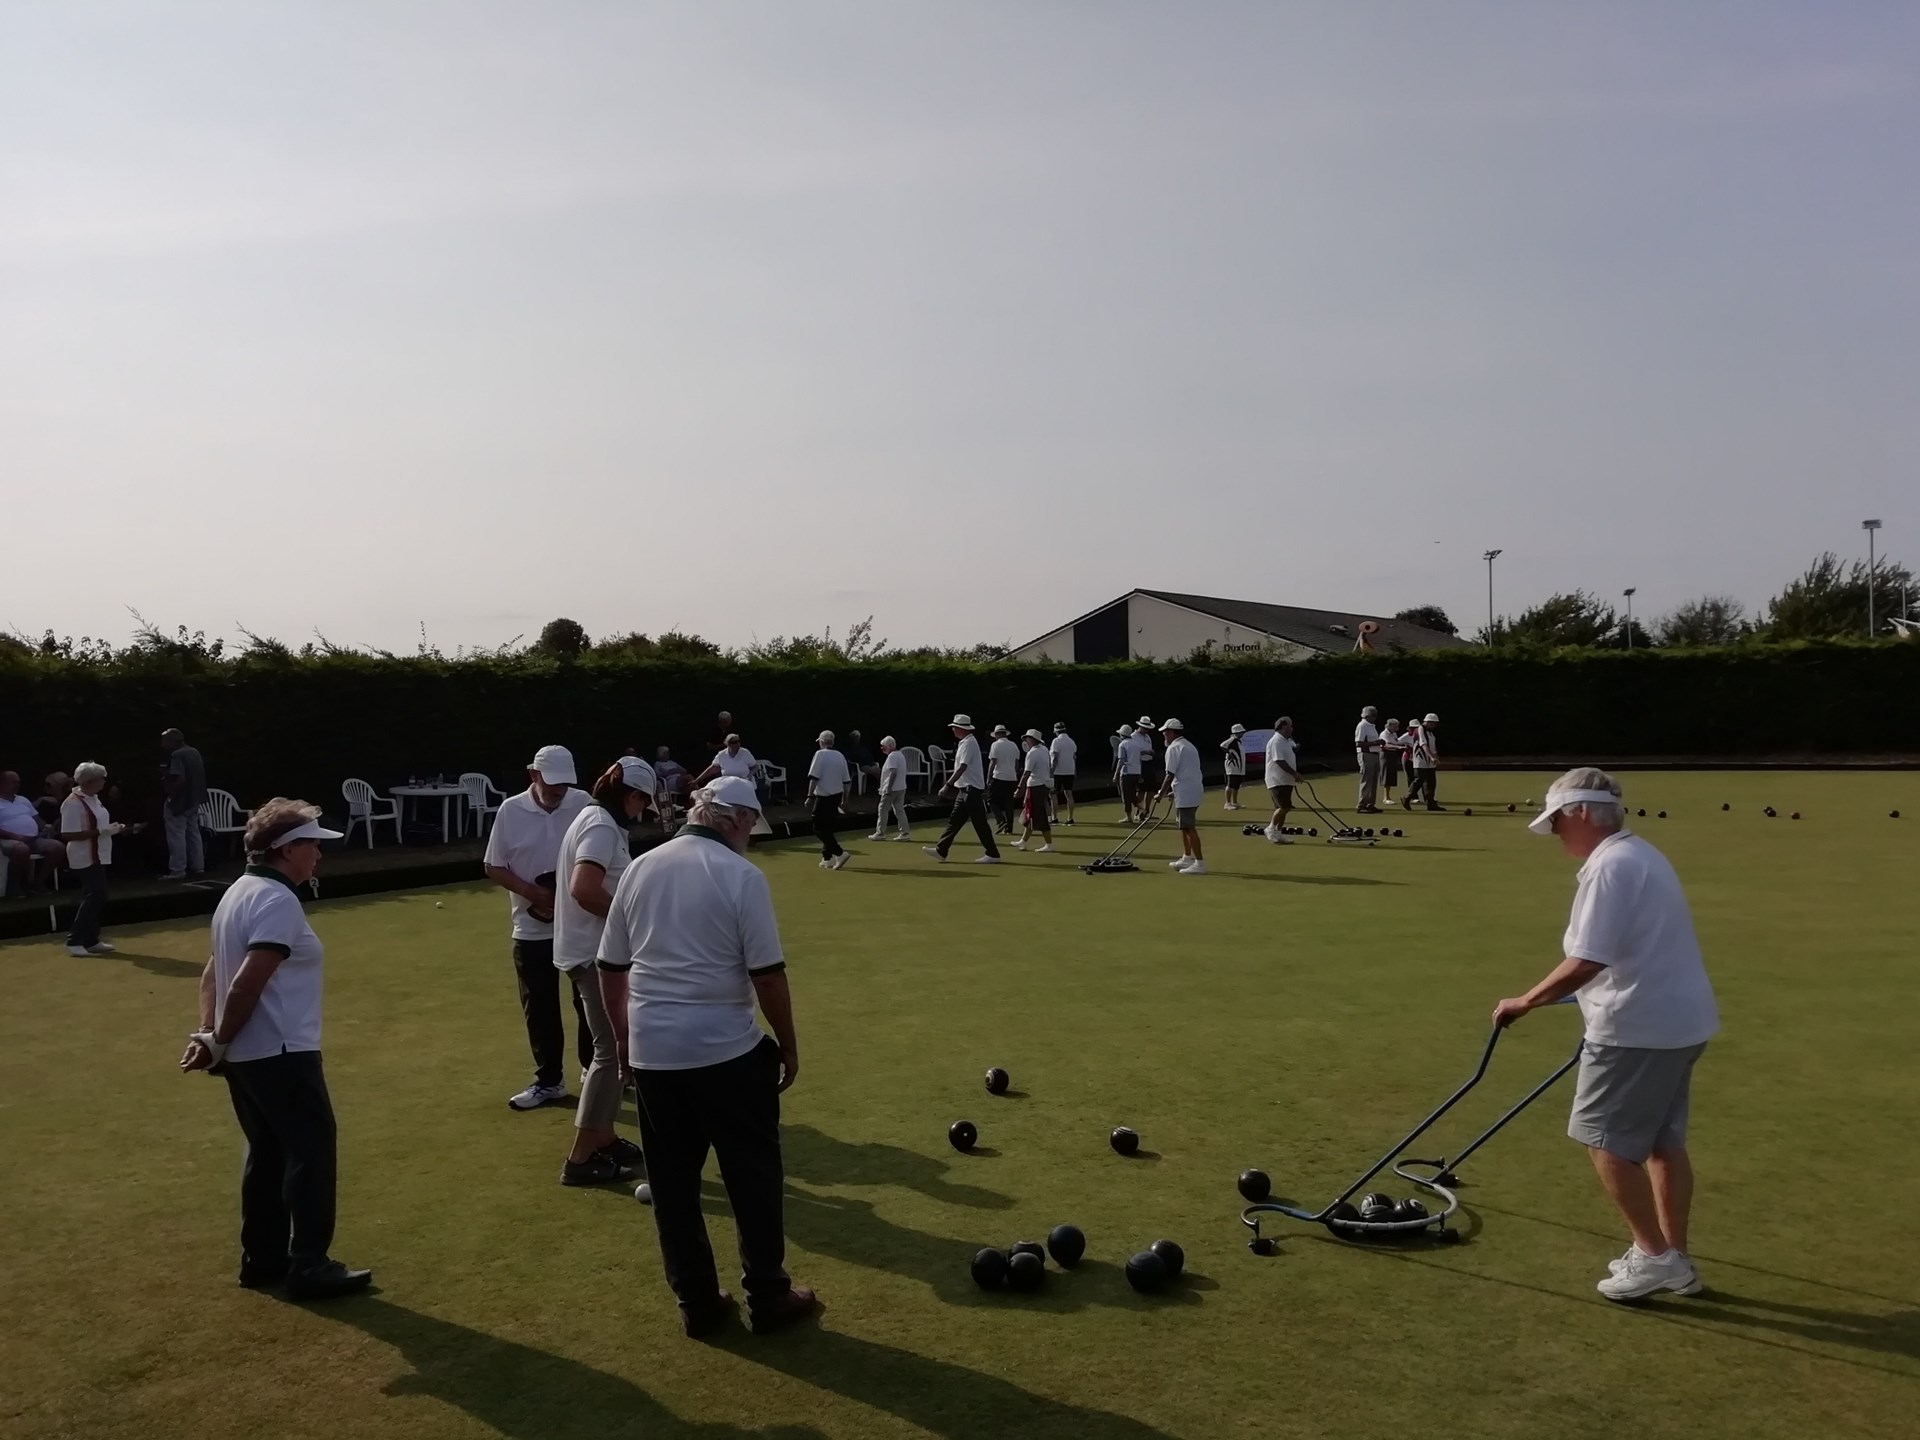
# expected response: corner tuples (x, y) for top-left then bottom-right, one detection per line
(512, 939), (592, 1089)
(223, 1049), (338, 1276)
(633, 1037), (789, 1313)
(988, 779), (1017, 833)
(812, 795), (844, 858)
(936, 787), (1000, 858)
(66, 863), (109, 948)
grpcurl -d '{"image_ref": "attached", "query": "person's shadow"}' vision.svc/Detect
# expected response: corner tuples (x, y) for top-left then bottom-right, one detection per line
(107, 950), (205, 980)
(781, 1123), (1013, 1210)
(1664, 1291), (1920, 1364)
(320, 1295), (822, 1440)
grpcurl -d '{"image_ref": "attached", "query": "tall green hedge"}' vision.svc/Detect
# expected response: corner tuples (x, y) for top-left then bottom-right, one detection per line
(3, 641), (1914, 816)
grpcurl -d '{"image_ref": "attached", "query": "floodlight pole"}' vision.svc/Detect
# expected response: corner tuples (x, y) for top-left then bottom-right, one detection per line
(1623, 587), (1637, 649)
(1863, 519), (1882, 638)
(1483, 549), (1502, 643)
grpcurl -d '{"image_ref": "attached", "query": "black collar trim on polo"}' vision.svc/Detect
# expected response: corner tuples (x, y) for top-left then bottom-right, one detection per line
(679, 824), (733, 848)
(244, 863), (303, 896)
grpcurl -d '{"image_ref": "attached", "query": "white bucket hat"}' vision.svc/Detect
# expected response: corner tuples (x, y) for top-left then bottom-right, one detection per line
(949, 714), (975, 730)
(991, 724), (1009, 736)
(1023, 728), (1044, 741)
(1136, 714), (1154, 728)
(1423, 712), (1440, 724)
(1229, 723), (1246, 735)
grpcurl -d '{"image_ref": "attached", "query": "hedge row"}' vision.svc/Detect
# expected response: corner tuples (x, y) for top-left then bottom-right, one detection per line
(4, 641), (1914, 816)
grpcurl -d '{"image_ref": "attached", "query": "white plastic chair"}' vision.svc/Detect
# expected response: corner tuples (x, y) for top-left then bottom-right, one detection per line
(341, 778), (402, 848)
(925, 744), (949, 790)
(458, 772), (504, 838)
(899, 746), (928, 791)
(761, 762), (788, 800)
(200, 788), (248, 858)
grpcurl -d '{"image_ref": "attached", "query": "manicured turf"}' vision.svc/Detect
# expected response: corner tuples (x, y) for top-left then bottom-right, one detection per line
(4, 771), (1917, 1440)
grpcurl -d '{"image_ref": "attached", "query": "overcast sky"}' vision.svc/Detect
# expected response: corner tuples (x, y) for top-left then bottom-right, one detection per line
(5, 2), (1915, 653)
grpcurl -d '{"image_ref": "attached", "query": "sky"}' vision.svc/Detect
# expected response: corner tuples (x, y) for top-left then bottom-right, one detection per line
(4, 1), (1916, 653)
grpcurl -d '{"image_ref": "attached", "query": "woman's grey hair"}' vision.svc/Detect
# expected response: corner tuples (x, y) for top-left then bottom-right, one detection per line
(73, 760), (108, 786)
(1551, 766), (1625, 829)
(245, 797), (323, 862)
(1384, 718), (1402, 732)
(686, 787), (755, 831)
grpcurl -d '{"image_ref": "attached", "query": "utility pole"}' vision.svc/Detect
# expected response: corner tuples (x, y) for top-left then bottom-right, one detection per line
(1483, 549), (1502, 644)
(1863, 519), (1882, 637)
(1623, 587), (1637, 649)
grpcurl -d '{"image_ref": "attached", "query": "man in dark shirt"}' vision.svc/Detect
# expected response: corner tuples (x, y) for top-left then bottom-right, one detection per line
(161, 727), (209, 879)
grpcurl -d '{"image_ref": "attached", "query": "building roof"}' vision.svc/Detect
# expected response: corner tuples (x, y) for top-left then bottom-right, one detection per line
(1136, 590), (1474, 654)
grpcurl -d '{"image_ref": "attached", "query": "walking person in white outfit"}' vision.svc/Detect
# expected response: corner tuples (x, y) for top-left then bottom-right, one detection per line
(868, 737), (911, 841)
(1011, 730), (1054, 852)
(986, 725), (1022, 835)
(1493, 768), (1718, 1302)
(1048, 723), (1077, 827)
(1154, 719), (1207, 874)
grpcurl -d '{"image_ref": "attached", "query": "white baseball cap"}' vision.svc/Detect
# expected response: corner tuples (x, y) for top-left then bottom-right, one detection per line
(1160, 717), (1184, 732)
(530, 745), (578, 784)
(700, 775), (763, 813)
(817, 730), (835, 744)
(1527, 784), (1620, 835)
(949, 714), (975, 730)
(614, 756), (658, 794)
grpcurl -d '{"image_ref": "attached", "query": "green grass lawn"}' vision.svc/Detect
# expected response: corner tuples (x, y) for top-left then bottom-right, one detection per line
(4, 771), (1918, 1440)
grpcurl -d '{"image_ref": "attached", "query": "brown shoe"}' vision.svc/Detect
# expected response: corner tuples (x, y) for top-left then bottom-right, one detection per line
(749, 1286), (820, 1335)
(679, 1289), (736, 1340)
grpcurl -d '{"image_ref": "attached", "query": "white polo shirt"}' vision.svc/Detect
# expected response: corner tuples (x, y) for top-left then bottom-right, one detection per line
(1117, 735), (1145, 776)
(988, 737), (1022, 782)
(710, 746), (758, 780)
(1354, 719), (1380, 755)
(1021, 744), (1052, 788)
(879, 750), (908, 793)
(807, 747), (851, 796)
(949, 734), (986, 789)
(1165, 736), (1203, 806)
(211, 867), (325, 1063)
(484, 786), (593, 940)
(1564, 831), (1719, 1049)
(0, 794), (39, 840)
(551, 803), (633, 971)
(1049, 733), (1077, 777)
(60, 793), (114, 868)
(599, 828), (785, 1070)
(1264, 733), (1298, 789)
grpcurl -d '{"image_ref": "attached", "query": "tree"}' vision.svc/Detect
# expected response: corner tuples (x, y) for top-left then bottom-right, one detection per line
(1766, 552), (1914, 639)
(742, 616), (889, 664)
(1393, 605), (1458, 636)
(1481, 590), (1618, 648)
(534, 617), (591, 657)
(594, 630), (722, 659)
(1656, 595), (1751, 648)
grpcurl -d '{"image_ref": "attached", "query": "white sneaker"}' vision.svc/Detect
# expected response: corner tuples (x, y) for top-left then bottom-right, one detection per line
(1178, 861), (1207, 875)
(1011, 839), (1027, 850)
(830, 853), (851, 870)
(1597, 1247), (1699, 1301)
(819, 859), (832, 868)
(1608, 1246), (1703, 1293)
(867, 832), (886, 841)
(1036, 843), (1054, 853)
(974, 855), (1001, 865)
(894, 833), (911, 841)
(87, 943), (115, 954)
(1168, 857), (1192, 869)
(922, 846), (947, 863)
(508, 1082), (569, 1111)
(66, 945), (90, 957)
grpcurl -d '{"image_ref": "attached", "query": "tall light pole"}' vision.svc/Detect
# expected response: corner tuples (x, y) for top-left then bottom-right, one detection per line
(1483, 549), (1502, 643)
(1863, 519), (1882, 638)
(1623, 587), (1637, 649)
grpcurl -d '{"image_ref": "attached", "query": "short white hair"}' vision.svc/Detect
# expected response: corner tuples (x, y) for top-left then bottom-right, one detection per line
(687, 790), (754, 830)
(1550, 766), (1625, 829)
(73, 761), (108, 786)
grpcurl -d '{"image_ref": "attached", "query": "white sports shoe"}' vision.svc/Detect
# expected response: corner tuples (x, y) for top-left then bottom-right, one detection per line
(1168, 857), (1192, 869)
(66, 945), (90, 957)
(893, 833), (911, 841)
(922, 846), (947, 863)
(974, 855), (1001, 865)
(867, 832), (886, 841)
(508, 1082), (569, 1111)
(830, 853), (850, 870)
(1608, 1246), (1703, 1293)
(1036, 843), (1054, 853)
(1597, 1247), (1700, 1301)
(818, 859), (832, 869)
(1178, 861), (1207, 875)
(87, 942), (115, 954)
(1011, 839), (1028, 850)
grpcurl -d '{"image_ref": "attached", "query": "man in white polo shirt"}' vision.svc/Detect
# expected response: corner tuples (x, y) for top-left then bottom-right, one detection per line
(1353, 705), (1383, 813)
(1114, 723), (1148, 823)
(1264, 717), (1300, 843)
(1011, 729), (1054, 852)
(1048, 722), (1078, 827)
(484, 745), (594, 1112)
(804, 731), (852, 871)
(1493, 767), (1718, 1302)
(1407, 712), (1443, 811)
(924, 715), (1000, 864)
(986, 724), (1022, 835)
(600, 776), (816, 1337)
(1154, 719), (1207, 874)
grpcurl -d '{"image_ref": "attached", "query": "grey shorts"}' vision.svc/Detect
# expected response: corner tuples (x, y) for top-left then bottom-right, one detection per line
(1568, 1040), (1706, 1162)
(1177, 806), (1199, 829)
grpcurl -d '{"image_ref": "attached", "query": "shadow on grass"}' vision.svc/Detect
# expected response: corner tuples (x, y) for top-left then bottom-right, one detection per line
(783, 1124), (1012, 1209)
(321, 1295), (826, 1440)
(740, 1327), (1182, 1439)
(835, 868), (988, 880)
(109, 950), (206, 979)
(1209, 871), (1400, 887)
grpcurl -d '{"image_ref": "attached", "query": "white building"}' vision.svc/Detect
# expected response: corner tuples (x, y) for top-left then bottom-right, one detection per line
(1010, 589), (1475, 663)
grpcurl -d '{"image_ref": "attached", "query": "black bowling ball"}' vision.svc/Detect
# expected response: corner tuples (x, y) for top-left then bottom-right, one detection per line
(1237, 1168), (1272, 1203)
(970, 1248), (1008, 1289)
(948, 1120), (978, 1152)
(1047, 1224), (1086, 1268)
